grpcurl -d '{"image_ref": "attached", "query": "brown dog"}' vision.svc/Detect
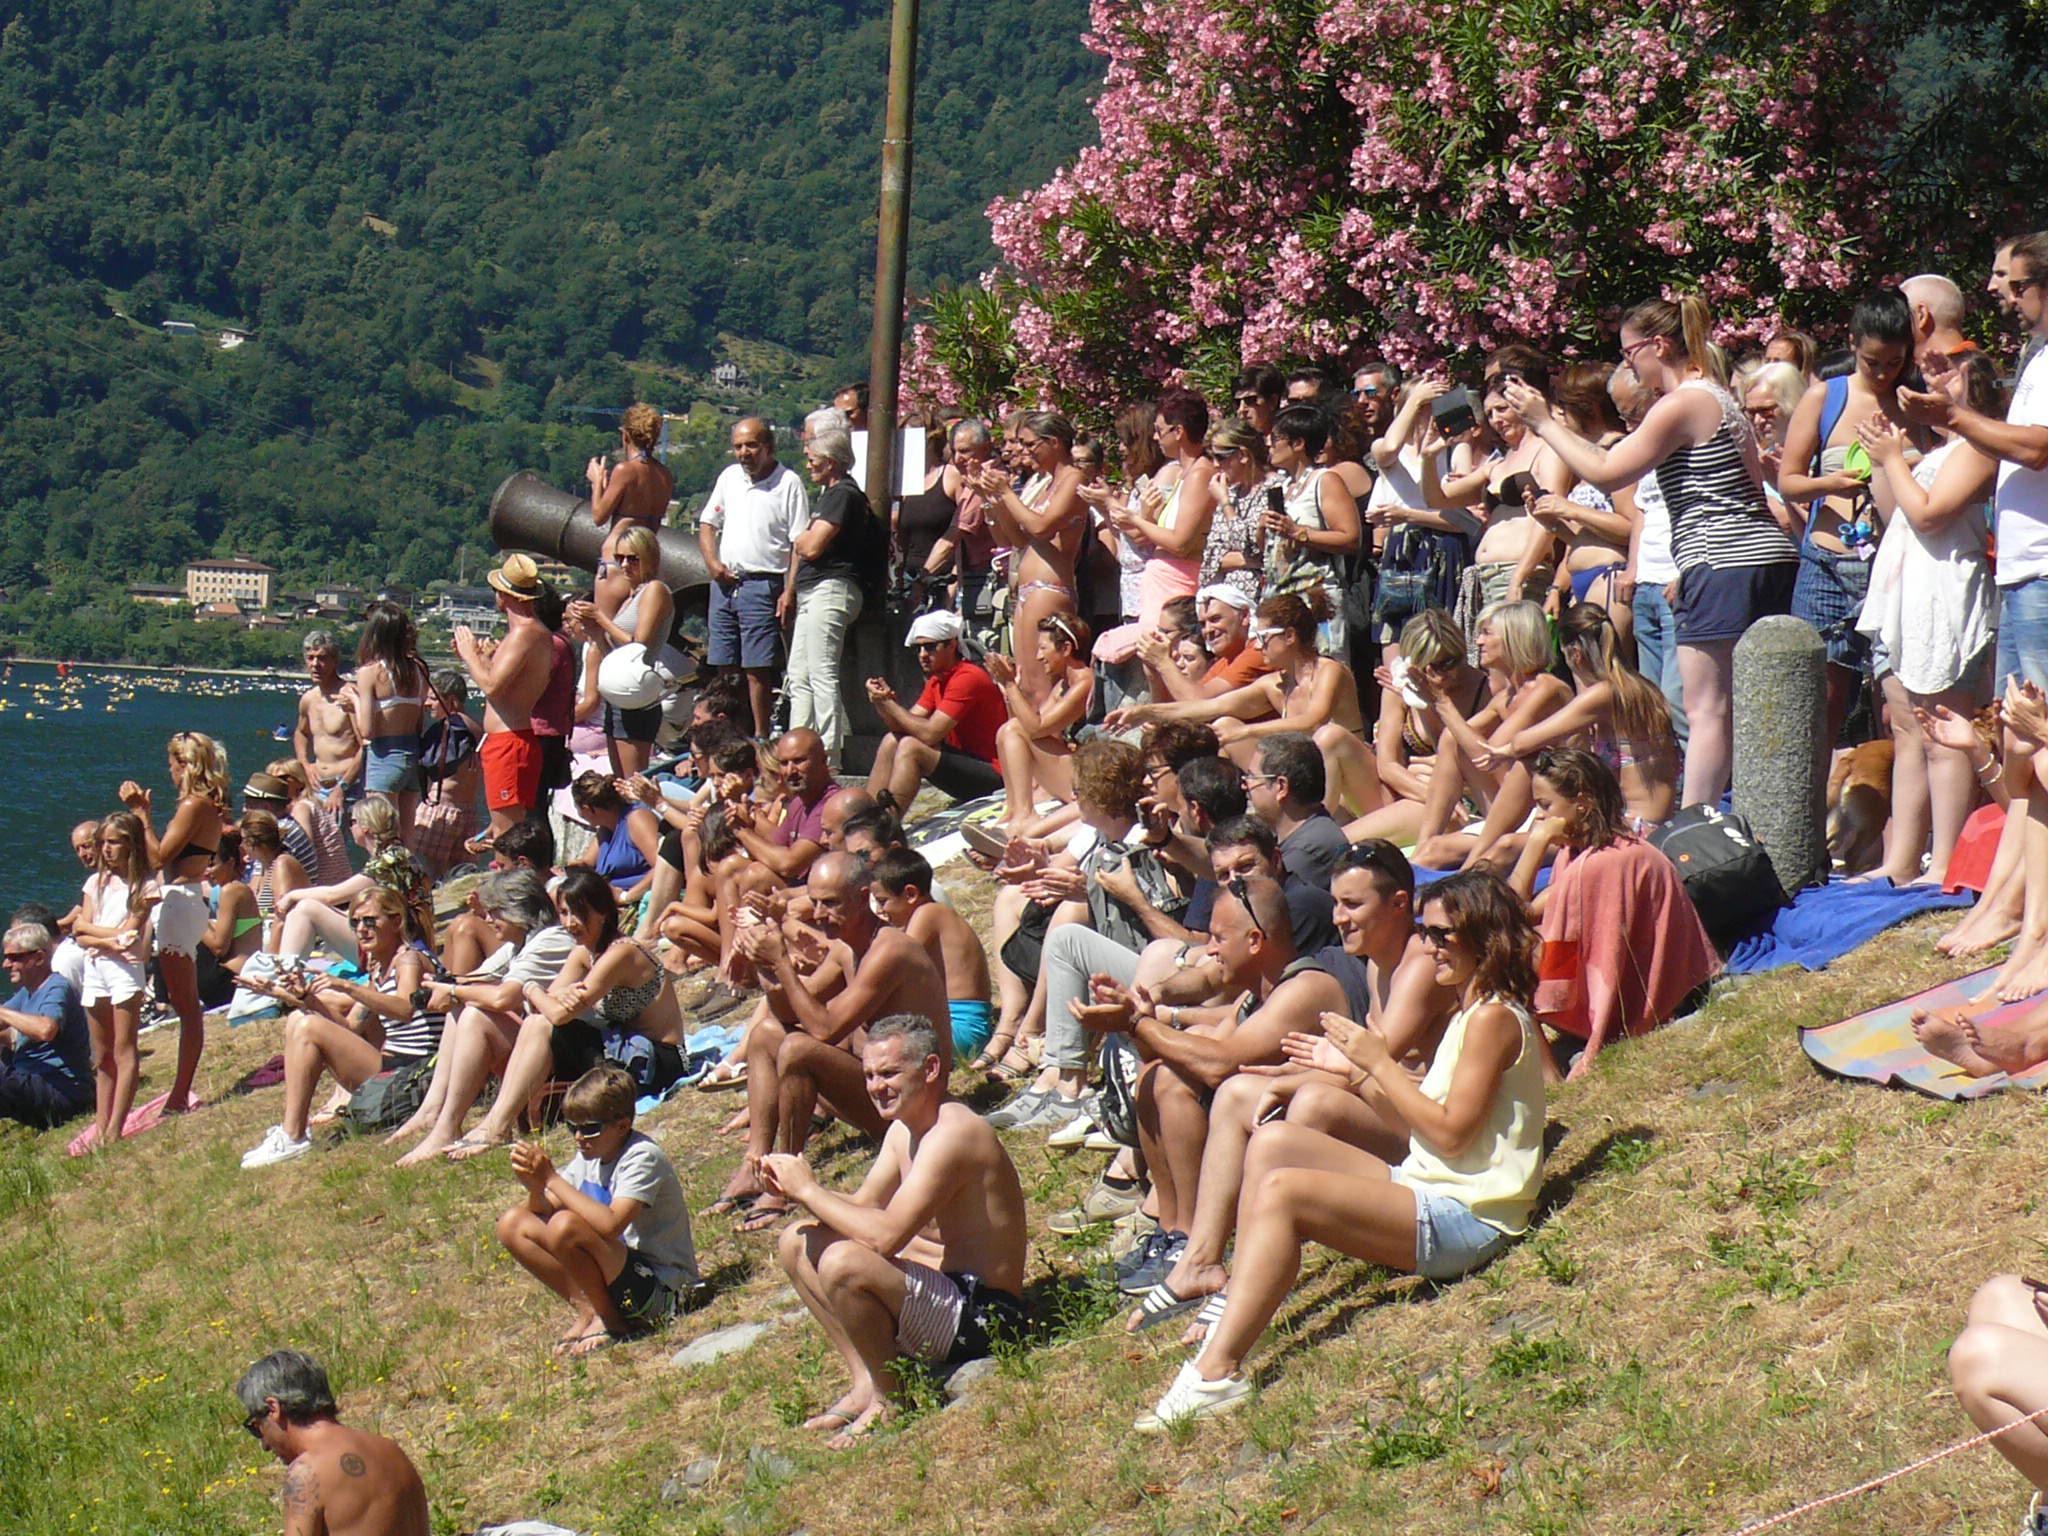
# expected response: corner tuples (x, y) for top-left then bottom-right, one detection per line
(1827, 739), (1894, 875)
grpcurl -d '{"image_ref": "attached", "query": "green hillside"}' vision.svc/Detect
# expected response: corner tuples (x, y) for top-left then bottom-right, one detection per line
(0, 0), (1095, 624)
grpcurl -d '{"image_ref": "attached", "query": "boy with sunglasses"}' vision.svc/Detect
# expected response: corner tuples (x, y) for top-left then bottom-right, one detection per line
(496, 1065), (700, 1357)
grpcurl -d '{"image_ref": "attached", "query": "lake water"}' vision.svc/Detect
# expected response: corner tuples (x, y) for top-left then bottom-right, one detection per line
(0, 662), (300, 913)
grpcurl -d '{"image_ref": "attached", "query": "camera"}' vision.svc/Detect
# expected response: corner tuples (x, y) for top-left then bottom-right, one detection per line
(1431, 386), (1477, 438)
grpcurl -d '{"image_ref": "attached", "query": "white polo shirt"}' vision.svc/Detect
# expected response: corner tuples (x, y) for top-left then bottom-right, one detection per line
(1996, 348), (2048, 588)
(699, 461), (810, 578)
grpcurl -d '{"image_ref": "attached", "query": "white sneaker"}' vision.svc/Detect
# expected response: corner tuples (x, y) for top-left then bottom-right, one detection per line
(241, 1125), (313, 1169)
(1135, 1360), (1254, 1432)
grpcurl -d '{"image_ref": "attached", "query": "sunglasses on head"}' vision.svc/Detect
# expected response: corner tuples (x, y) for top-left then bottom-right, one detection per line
(1224, 874), (1266, 940)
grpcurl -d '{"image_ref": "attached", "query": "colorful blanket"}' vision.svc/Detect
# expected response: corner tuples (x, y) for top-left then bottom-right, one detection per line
(1800, 967), (2048, 1099)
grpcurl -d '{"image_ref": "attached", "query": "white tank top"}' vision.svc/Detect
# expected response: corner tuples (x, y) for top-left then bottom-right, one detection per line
(1395, 994), (1545, 1234)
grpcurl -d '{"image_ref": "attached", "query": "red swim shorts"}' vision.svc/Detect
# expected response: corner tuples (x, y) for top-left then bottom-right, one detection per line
(481, 729), (543, 812)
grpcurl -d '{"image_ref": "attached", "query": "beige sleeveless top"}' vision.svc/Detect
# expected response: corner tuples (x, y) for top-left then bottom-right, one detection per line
(1395, 994), (1545, 1234)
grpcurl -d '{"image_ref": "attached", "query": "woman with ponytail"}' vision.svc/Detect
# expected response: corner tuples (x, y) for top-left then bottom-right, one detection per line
(1504, 294), (1798, 809)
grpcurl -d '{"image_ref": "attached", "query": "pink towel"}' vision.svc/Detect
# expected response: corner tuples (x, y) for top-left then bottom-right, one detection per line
(1536, 835), (1721, 1048)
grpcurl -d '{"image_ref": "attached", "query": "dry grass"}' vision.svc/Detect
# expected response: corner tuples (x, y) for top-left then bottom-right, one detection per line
(4, 902), (2046, 1536)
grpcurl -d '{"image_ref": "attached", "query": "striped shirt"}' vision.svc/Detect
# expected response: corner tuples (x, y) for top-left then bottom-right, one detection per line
(370, 952), (444, 1060)
(1661, 381), (1797, 572)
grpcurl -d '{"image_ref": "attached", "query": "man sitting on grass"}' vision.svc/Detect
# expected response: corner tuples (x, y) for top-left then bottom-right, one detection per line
(710, 853), (950, 1229)
(235, 1349), (428, 1536)
(768, 1014), (1028, 1448)
(495, 1064), (701, 1356)
(0, 919), (93, 1130)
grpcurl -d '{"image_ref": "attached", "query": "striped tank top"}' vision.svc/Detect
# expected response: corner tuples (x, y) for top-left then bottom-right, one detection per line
(1661, 380), (1797, 572)
(372, 949), (444, 1060)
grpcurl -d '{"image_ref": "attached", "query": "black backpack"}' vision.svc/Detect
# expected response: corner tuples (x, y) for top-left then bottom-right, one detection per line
(1649, 805), (1786, 953)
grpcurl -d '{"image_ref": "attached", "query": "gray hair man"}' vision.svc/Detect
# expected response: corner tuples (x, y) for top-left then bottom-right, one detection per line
(235, 1351), (429, 1536)
(0, 921), (92, 1129)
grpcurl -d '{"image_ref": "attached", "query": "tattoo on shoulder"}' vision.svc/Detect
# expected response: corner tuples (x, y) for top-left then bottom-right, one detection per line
(282, 1462), (319, 1507)
(340, 1452), (366, 1477)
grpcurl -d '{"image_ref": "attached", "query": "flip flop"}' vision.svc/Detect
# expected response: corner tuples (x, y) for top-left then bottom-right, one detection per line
(1127, 1281), (1206, 1334)
(736, 1201), (791, 1234)
(66, 1123), (100, 1158)
(701, 1193), (758, 1219)
(564, 1330), (622, 1358)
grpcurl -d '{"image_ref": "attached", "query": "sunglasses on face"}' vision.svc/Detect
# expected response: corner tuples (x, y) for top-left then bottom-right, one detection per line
(913, 640), (946, 653)
(1417, 922), (1458, 948)
(243, 1412), (267, 1439)
(2, 951), (34, 963)
(351, 914), (390, 929)
(567, 1120), (613, 1138)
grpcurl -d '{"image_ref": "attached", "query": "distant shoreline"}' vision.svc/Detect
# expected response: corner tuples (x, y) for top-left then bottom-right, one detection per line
(2, 656), (300, 685)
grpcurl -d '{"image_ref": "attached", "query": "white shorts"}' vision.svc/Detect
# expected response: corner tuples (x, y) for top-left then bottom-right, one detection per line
(153, 879), (208, 958)
(82, 952), (147, 1007)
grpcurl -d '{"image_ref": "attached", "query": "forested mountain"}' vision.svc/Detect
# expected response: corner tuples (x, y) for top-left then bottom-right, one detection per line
(0, 0), (1095, 615)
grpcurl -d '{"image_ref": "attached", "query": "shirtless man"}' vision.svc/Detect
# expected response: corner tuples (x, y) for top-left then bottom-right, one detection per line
(235, 1350), (428, 1536)
(870, 846), (994, 1069)
(455, 554), (555, 839)
(964, 410), (1085, 703)
(293, 631), (362, 810)
(717, 853), (950, 1227)
(770, 1014), (1027, 1448)
(1135, 840), (1455, 1333)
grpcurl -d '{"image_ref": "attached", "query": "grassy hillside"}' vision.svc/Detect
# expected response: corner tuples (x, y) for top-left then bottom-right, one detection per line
(1, 887), (2041, 1536)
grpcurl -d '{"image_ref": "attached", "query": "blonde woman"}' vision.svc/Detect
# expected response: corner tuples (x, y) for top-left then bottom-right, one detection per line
(116, 731), (229, 1126)
(567, 523), (682, 776)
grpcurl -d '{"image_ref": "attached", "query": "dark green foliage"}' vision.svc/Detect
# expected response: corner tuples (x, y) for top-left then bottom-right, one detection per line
(0, 0), (1092, 647)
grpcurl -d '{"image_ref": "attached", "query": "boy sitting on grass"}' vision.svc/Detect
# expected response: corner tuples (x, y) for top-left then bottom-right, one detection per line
(496, 1065), (701, 1356)
(870, 847), (996, 1066)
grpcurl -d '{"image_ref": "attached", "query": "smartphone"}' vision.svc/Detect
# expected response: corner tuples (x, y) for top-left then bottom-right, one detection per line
(1432, 386), (1477, 438)
(1264, 486), (1285, 515)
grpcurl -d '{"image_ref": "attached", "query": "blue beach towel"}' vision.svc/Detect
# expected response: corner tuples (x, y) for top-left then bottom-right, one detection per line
(1724, 878), (1972, 975)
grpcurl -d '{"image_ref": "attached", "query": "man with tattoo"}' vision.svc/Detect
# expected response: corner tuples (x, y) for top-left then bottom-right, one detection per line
(235, 1350), (428, 1536)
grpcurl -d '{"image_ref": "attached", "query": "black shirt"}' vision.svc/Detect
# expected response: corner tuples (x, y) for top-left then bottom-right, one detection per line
(796, 481), (883, 589)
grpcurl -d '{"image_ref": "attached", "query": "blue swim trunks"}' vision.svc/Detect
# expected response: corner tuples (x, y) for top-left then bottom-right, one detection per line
(948, 999), (994, 1063)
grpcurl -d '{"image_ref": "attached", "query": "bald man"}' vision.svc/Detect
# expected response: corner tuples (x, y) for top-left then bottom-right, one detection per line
(698, 416), (811, 735)
(1903, 273), (1977, 377)
(715, 853), (951, 1228)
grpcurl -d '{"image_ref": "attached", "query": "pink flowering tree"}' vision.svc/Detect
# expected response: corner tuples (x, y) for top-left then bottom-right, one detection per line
(908, 0), (1910, 419)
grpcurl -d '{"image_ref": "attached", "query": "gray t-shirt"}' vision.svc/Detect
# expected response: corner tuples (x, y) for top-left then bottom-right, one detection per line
(1279, 811), (1350, 891)
(563, 1130), (699, 1289)
(476, 924), (577, 987)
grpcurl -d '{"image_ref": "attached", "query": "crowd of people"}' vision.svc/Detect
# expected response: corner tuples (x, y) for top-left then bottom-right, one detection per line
(12, 237), (2048, 1525)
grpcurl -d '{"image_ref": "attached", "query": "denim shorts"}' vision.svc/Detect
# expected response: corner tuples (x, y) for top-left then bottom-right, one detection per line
(1790, 543), (1873, 670)
(707, 574), (784, 669)
(365, 734), (422, 794)
(1997, 575), (2048, 692)
(1394, 1177), (1514, 1280)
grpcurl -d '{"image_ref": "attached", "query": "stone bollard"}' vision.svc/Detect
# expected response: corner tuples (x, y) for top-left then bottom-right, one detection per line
(1732, 614), (1830, 892)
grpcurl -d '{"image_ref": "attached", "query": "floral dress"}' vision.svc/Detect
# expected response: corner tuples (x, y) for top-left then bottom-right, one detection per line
(1200, 472), (1279, 602)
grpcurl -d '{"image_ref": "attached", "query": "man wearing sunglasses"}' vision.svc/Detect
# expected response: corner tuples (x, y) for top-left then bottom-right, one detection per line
(0, 919), (92, 1130)
(234, 1350), (428, 1536)
(865, 609), (1010, 809)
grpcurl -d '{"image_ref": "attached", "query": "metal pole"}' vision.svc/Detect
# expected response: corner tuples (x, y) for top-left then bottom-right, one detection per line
(863, 0), (918, 513)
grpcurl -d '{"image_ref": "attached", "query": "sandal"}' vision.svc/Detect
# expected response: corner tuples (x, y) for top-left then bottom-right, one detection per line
(737, 1200), (791, 1233)
(969, 1028), (1017, 1075)
(1127, 1282), (1205, 1335)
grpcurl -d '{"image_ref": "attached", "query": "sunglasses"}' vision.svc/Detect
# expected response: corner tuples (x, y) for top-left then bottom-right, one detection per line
(619, 553), (643, 566)
(912, 640), (947, 652)
(566, 1120), (613, 1138)
(351, 914), (391, 928)
(1225, 874), (1266, 940)
(1416, 921), (1459, 948)
(242, 1411), (267, 1439)
(1211, 447), (1241, 461)
(2, 951), (34, 963)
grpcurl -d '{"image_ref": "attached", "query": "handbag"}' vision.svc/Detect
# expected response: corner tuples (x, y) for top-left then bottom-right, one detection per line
(342, 1054), (437, 1134)
(1649, 805), (1786, 953)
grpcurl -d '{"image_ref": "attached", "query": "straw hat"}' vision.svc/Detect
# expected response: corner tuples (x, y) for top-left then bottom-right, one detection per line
(486, 553), (546, 601)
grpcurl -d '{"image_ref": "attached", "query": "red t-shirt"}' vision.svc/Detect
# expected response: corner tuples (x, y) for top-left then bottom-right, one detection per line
(915, 660), (1008, 764)
(1203, 644), (1271, 691)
